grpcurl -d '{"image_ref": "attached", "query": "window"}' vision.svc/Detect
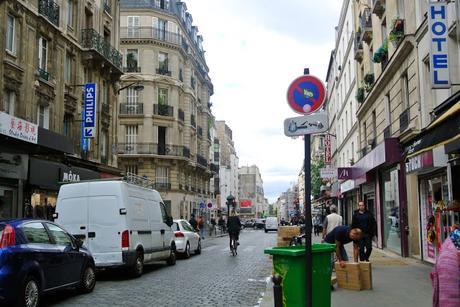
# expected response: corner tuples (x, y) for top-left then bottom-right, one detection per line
(158, 88), (168, 105)
(127, 88), (139, 104)
(159, 202), (169, 223)
(127, 16), (140, 37)
(345, 111), (348, 133)
(351, 142), (355, 162)
(385, 93), (391, 126)
(156, 0), (169, 10)
(21, 222), (51, 244)
(101, 130), (108, 161)
(38, 36), (48, 71)
(6, 14), (15, 53)
(156, 166), (169, 184)
(158, 52), (168, 71)
(67, 0), (74, 27)
(126, 164), (138, 175)
(3, 91), (15, 116)
(125, 125), (138, 145)
(126, 49), (138, 70)
(397, 0), (405, 19)
(46, 223), (73, 246)
(64, 53), (72, 83)
(372, 110), (377, 140)
(63, 114), (72, 136)
(37, 105), (49, 129)
(157, 19), (167, 40)
(402, 72), (409, 109)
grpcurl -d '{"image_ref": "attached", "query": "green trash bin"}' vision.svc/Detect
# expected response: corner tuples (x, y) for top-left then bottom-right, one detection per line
(264, 243), (336, 307)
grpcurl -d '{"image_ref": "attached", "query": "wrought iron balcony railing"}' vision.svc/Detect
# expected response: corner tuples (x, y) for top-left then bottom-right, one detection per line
(123, 66), (141, 73)
(153, 104), (174, 117)
(38, 0), (60, 27)
(156, 68), (171, 76)
(81, 29), (123, 71)
(120, 103), (143, 115)
(154, 182), (171, 190)
(120, 27), (182, 45)
(197, 154), (208, 168)
(38, 68), (50, 81)
(178, 109), (185, 122)
(210, 163), (219, 173)
(104, 1), (111, 14)
(117, 143), (191, 158)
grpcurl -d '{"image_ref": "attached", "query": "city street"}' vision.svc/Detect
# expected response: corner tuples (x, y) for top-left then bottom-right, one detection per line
(42, 229), (275, 307)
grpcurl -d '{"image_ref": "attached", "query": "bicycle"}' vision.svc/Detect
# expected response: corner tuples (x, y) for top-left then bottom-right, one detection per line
(229, 233), (238, 256)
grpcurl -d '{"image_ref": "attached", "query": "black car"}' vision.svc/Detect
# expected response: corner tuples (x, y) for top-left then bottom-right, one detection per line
(254, 218), (266, 229)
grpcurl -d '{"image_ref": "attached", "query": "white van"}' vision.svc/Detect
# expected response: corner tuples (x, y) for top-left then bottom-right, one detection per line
(264, 217), (279, 233)
(54, 179), (176, 277)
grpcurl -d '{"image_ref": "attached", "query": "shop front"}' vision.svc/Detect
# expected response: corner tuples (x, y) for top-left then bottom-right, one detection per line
(339, 180), (359, 225)
(0, 153), (28, 219)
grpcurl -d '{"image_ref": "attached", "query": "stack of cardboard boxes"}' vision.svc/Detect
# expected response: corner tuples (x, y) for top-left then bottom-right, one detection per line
(276, 226), (300, 247)
(334, 262), (373, 290)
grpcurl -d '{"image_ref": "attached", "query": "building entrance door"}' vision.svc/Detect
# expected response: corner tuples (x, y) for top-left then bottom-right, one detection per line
(0, 187), (16, 219)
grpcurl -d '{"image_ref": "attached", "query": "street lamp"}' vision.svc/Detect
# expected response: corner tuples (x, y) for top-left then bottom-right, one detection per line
(117, 81), (144, 94)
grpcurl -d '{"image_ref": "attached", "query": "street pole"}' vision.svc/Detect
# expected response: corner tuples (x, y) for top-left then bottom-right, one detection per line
(303, 68), (313, 307)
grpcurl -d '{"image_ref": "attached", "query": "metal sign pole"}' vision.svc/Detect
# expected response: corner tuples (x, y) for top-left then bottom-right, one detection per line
(303, 68), (313, 307)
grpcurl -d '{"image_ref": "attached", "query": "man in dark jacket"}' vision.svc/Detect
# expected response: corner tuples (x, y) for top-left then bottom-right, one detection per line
(351, 201), (377, 262)
(227, 211), (242, 243)
(189, 214), (198, 231)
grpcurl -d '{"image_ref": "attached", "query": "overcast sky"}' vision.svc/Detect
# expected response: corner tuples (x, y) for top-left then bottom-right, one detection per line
(186, 0), (343, 202)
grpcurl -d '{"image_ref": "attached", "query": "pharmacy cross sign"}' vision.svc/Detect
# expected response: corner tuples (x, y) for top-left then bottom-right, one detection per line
(286, 75), (326, 114)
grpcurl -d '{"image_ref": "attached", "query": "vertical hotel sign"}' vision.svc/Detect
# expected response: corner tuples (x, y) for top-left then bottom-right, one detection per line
(324, 134), (332, 165)
(84, 83), (96, 138)
(428, 1), (450, 89)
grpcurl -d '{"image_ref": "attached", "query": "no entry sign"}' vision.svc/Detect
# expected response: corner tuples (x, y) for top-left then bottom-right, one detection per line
(287, 75), (326, 114)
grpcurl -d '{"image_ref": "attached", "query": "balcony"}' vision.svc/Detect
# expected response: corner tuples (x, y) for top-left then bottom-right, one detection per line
(191, 115), (196, 128)
(38, 68), (50, 81)
(120, 27), (182, 45)
(372, 0), (385, 19)
(156, 68), (171, 76)
(120, 0), (169, 11)
(154, 182), (171, 190)
(197, 126), (203, 137)
(399, 108), (410, 132)
(123, 66), (141, 73)
(389, 18), (405, 48)
(178, 109), (185, 122)
(197, 154), (208, 168)
(81, 29), (123, 73)
(120, 103), (143, 115)
(354, 32), (363, 62)
(191, 187), (196, 192)
(103, 1), (111, 14)
(38, 0), (60, 27)
(153, 104), (174, 117)
(117, 143), (191, 158)
(361, 8), (373, 45)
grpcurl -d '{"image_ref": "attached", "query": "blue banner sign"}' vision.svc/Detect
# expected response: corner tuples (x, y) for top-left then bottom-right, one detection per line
(428, 2), (450, 89)
(84, 83), (97, 138)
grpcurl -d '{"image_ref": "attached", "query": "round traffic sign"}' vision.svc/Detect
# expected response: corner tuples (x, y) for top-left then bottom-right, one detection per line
(207, 202), (213, 208)
(287, 75), (326, 114)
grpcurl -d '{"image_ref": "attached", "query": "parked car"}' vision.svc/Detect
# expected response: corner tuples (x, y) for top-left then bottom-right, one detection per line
(243, 219), (255, 228)
(254, 218), (266, 229)
(0, 219), (96, 307)
(264, 217), (279, 233)
(172, 219), (201, 258)
(54, 180), (176, 278)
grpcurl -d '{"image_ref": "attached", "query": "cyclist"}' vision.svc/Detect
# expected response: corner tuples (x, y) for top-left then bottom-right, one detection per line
(227, 210), (242, 251)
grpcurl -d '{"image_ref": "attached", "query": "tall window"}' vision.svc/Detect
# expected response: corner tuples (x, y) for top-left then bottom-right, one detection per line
(6, 15), (15, 53)
(126, 49), (138, 71)
(3, 91), (15, 116)
(127, 88), (138, 104)
(402, 72), (409, 110)
(101, 81), (107, 105)
(385, 93), (391, 127)
(63, 114), (72, 136)
(126, 164), (138, 175)
(38, 36), (48, 71)
(158, 88), (168, 105)
(345, 111), (348, 133)
(64, 53), (72, 83)
(157, 19), (167, 40)
(397, 0), (405, 18)
(67, 0), (74, 27)
(125, 125), (138, 153)
(37, 105), (49, 129)
(156, 166), (169, 185)
(156, 0), (169, 10)
(372, 110), (377, 141)
(351, 142), (355, 163)
(158, 52), (168, 71)
(127, 16), (140, 37)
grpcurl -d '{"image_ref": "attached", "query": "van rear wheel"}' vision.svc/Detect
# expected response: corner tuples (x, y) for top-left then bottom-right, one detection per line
(131, 251), (144, 278)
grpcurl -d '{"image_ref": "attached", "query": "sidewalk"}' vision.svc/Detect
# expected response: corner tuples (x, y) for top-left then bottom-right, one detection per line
(260, 236), (433, 307)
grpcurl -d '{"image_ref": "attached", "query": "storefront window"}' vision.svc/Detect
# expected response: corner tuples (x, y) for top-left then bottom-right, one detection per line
(30, 191), (57, 220)
(0, 187), (16, 219)
(382, 168), (401, 254)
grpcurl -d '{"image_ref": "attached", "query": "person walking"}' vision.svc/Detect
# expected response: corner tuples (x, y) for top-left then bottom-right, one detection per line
(322, 205), (342, 239)
(351, 201), (377, 262)
(189, 214), (198, 232)
(198, 215), (205, 239)
(218, 216), (225, 234)
(209, 215), (217, 236)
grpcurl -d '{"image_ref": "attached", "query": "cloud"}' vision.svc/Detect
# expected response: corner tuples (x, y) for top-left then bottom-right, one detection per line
(186, 0), (340, 202)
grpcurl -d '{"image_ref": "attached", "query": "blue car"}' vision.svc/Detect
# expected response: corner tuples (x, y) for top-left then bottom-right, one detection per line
(0, 219), (96, 307)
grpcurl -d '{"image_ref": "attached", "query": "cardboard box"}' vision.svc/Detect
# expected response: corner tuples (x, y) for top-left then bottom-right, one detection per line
(277, 226), (300, 238)
(276, 237), (292, 247)
(335, 262), (362, 291)
(359, 262), (373, 290)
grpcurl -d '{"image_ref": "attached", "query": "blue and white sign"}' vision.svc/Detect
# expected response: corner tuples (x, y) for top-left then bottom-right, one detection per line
(80, 107), (88, 151)
(428, 1), (450, 89)
(84, 83), (97, 138)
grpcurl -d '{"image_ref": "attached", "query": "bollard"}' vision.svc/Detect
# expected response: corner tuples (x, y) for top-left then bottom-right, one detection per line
(272, 274), (283, 307)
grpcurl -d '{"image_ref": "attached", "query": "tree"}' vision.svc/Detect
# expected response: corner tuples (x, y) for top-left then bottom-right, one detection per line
(311, 158), (325, 199)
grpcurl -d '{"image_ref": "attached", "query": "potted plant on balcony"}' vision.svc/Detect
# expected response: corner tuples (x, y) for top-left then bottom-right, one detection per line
(356, 86), (365, 104)
(389, 18), (405, 47)
(364, 73), (374, 92)
(372, 38), (388, 63)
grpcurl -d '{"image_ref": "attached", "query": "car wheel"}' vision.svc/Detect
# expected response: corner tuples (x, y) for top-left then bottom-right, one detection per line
(166, 244), (176, 266)
(195, 239), (202, 255)
(265, 229), (268, 233)
(185, 242), (191, 259)
(20, 275), (40, 307)
(131, 250), (144, 278)
(78, 264), (96, 293)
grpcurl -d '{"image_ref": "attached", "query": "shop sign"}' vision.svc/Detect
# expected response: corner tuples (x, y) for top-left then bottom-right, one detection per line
(340, 180), (355, 193)
(320, 168), (337, 179)
(428, 1), (450, 89)
(84, 83), (97, 138)
(0, 153), (28, 180)
(0, 112), (38, 144)
(338, 167), (354, 180)
(405, 151), (434, 173)
(240, 199), (252, 208)
(324, 134), (332, 165)
(61, 170), (81, 183)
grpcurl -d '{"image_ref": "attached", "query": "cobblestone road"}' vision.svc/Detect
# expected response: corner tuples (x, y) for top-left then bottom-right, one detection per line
(42, 229), (276, 307)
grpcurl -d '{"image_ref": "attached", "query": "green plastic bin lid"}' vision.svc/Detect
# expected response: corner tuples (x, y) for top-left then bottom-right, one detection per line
(264, 243), (336, 256)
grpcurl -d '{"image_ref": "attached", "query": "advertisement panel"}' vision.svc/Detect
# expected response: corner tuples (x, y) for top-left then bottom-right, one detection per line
(239, 200), (252, 208)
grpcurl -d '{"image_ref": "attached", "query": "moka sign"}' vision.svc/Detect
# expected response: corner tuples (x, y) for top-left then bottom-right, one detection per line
(428, 1), (450, 88)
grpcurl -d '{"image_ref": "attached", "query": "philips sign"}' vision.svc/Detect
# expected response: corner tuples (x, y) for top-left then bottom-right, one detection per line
(84, 83), (97, 138)
(428, 2), (450, 89)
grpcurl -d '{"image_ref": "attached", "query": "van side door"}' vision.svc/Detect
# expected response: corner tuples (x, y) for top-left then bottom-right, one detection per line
(159, 202), (173, 256)
(149, 200), (164, 259)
